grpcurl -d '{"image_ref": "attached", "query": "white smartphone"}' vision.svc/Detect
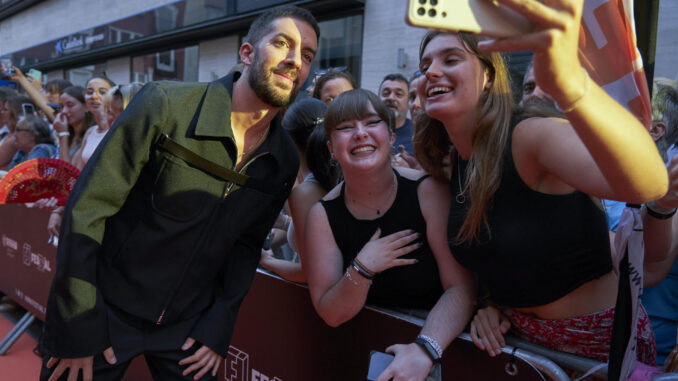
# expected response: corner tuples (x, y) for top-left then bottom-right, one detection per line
(406, 0), (533, 38)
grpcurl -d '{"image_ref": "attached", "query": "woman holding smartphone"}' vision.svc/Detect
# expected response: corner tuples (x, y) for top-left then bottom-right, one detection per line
(409, 0), (665, 370)
(304, 89), (475, 380)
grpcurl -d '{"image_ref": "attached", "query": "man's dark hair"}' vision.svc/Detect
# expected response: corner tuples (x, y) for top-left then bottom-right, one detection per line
(379, 73), (409, 92)
(45, 79), (73, 95)
(245, 5), (320, 46)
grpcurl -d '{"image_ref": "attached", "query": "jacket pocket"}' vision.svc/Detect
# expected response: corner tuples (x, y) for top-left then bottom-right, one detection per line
(151, 154), (224, 221)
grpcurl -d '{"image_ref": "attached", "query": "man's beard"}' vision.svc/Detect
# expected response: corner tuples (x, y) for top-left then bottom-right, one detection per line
(384, 100), (405, 120)
(248, 51), (299, 108)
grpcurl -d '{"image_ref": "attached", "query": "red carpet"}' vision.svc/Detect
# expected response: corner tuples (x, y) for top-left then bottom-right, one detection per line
(0, 313), (41, 380)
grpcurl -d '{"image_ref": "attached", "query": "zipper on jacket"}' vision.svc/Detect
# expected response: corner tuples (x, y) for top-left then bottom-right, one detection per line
(223, 152), (267, 199)
(155, 151), (269, 325)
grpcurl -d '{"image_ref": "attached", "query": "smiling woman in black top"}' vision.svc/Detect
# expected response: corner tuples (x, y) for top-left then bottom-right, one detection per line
(303, 89), (475, 380)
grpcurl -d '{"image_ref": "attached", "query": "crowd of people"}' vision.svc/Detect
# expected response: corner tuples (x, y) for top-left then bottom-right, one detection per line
(0, 1), (677, 380)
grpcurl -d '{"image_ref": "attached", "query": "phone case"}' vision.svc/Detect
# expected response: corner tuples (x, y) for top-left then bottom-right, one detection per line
(366, 351), (442, 381)
(406, 0), (533, 38)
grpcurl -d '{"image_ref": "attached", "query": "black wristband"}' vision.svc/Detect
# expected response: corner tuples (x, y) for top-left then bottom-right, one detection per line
(645, 204), (677, 220)
(414, 337), (441, 363)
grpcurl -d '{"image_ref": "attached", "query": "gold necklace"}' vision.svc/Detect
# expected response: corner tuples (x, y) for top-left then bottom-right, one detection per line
(238, 124), (269, 160)
(348, 172), (397, 216)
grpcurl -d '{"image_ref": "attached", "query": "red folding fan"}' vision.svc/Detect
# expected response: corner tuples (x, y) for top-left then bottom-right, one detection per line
(0, 158), (80, 206)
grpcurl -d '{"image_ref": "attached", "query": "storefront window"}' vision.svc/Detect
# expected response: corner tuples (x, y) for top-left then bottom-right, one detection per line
(67, 63), (108, 87)
(131, 45), (198, 83)
(302, 14), (363, 91)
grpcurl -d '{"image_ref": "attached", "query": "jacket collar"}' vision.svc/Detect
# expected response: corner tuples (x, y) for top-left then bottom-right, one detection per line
(192, 72), (297, 168)
(193, 72), (239, 139)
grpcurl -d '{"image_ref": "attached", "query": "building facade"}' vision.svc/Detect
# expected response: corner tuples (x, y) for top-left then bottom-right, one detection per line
(1, 0), (676, 99)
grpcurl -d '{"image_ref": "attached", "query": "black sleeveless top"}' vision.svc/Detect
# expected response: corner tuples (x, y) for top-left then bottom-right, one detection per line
(320, 171), (443, 309)
(448, 115), (612, 308)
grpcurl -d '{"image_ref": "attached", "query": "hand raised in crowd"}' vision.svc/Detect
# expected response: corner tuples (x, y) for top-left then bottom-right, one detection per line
(355, 228), (420, 274)
(376, 342), (433, 381)
(9, 65), (43, 93)
(46, 346), (116, 381)
(179, 337), (221, 380)
(391, 145), (421, 170)
(53, 111), (69, 134)
(47, 210), (62, 236)
(469, 305), (511, 357)
(33, 197), (59, 209)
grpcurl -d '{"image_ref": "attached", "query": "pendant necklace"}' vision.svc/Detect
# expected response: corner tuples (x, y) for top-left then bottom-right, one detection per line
(350, 172), (397, 216)
(238, 124), (270, 161)
(455, 152), (466, 204)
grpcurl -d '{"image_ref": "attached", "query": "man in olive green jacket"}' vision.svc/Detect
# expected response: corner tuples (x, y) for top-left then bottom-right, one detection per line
(41, 6), (319, 381)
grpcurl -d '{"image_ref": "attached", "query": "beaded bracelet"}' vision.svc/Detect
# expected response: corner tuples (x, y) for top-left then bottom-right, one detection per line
(417, 335), (443, 358)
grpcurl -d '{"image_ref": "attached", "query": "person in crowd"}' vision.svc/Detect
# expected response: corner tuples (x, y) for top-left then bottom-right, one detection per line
(304, 89), (475, 380)
(52, 86), (93, 164)
(379, 73), (414, 155)
(66, 76), (115, 168)
(413, 0), (666, 370)
(311, 68), (355, 105)
(8, 66), (72, 122)
(103, 83), (143, 130)
(0, 87), (17, 138)
(520, 59), (554, 106)
(0, 95), (34, 169)
(392, 71), (426, 170)
(260, 98), (340, 283)
(40, 5), (319, 381)
(408, 70), (425, 122)
(642, 83), (678, 368)
(7, 114), (56, 170)
(47, 82), (143, 237)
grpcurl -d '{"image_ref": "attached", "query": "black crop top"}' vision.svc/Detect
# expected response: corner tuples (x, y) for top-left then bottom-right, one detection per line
(448, 116), (612, 308)
(320, 171), (443, 310)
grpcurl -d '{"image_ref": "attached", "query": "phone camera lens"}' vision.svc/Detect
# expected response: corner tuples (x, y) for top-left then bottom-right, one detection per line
(417, 7), (425, 16)
(430, 0), (438, 5)
(418, 0), (426, 4)
(428, 8), (437, 17)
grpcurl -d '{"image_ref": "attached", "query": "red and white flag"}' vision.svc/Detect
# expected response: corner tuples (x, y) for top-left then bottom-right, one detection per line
(579, 0), (651, 129)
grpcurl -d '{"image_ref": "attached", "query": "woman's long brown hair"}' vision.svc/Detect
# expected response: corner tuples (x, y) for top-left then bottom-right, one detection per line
(413, 31), (514, 243)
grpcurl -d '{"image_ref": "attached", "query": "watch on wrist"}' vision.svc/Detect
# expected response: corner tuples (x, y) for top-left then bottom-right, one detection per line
(414, 337), (441, 363)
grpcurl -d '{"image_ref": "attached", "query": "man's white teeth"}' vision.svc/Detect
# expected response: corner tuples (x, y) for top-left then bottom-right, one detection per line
(428, 87), (451, 97)
(352, 146), (375, 154)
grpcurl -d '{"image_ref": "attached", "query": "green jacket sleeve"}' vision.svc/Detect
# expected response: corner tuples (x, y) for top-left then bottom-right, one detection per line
(41, 83), (168, 358)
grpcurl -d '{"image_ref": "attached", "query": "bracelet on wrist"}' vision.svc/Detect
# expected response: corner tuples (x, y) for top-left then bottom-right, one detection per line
(352, 258), (375, 280)
(344, 267), (358, 285)
(57, 131), (70, 137)
(645, 201), (677, 220)
(414, 336), (442, 363)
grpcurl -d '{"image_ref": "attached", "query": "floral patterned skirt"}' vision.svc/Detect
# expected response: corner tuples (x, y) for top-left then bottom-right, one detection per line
(504, 306), (656, 366)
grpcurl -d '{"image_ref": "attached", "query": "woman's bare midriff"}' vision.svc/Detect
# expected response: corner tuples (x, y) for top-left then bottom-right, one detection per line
(512, 271), (618, 320)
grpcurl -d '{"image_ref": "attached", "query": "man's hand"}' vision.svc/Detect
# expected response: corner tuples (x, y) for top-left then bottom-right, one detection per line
(46, 346), (116, 381)
(375, 343), (433, 381)
(179, 337), (221, 380)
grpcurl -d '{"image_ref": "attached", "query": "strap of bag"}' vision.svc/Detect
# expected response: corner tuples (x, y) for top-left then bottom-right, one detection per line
(157, 134), (249, 186)
(608, 243), (633, 381)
